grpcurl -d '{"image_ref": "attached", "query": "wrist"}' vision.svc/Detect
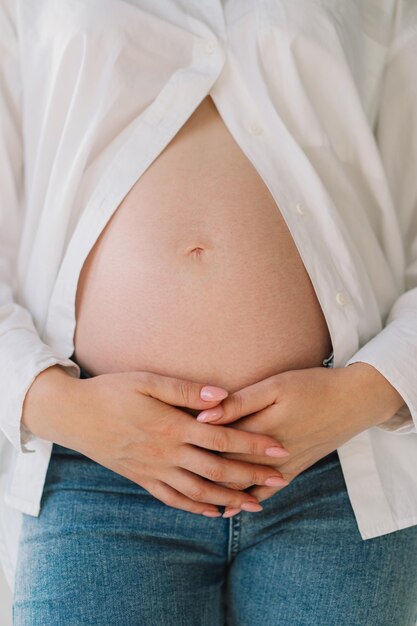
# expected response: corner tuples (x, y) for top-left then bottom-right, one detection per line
(342, 361), (406, 428)
(21, 364), (80, 442)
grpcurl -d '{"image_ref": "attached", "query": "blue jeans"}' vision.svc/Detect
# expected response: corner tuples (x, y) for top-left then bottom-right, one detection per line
(13, 355), (417, 625)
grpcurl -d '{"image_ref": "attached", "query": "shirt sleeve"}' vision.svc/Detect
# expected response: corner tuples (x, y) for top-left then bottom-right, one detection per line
(344, 1), (417, 435)
(0, 0), (80, 455)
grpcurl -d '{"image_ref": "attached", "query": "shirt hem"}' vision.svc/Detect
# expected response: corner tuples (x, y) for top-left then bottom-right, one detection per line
(358, 516), (417, 540)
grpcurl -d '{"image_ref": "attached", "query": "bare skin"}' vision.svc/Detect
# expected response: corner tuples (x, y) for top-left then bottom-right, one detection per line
(198, 362), (406, 516)
(73, 95), (332, 396)
(22, 94), (333, 515)
(21, 363), (290, 517)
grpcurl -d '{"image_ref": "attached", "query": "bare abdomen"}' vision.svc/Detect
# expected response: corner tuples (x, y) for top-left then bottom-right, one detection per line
(74, 95), (332, 403)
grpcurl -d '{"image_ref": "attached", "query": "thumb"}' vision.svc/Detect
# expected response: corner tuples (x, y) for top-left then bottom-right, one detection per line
(196, 374), (280, 424)
(135, 370), (229, 411)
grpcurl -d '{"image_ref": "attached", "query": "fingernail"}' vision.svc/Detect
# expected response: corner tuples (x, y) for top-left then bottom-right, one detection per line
(240, 501), (263, 512)
(202, 510), (222, 518)
(196, 408), (224, 422)
(264, 476), (289, 487)
(200, 386), (228, 401)
(265, 446), (290, 458)
(222, 508), (241, 518)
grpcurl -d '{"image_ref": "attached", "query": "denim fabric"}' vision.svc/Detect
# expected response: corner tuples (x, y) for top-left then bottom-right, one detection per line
(12, 356), (417, 625)
(322, 350), (334, 368)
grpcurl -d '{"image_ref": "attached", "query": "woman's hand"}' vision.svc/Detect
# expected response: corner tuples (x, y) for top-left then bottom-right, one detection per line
(195, 363), (406, 514)
(22, 365), (289, 517)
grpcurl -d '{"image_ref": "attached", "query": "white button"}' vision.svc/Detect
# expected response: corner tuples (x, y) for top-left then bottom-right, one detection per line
(335, 291), (349, 306)
(247, 121), (264, 135)
(204, 40), (217, 55)
(295, 202), (306, 215)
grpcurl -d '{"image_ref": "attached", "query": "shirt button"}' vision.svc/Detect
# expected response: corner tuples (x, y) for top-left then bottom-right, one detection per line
(335, 291), (349, 306)
(248, 122), (264, 135)
(204, 40), (217, 55)
(295, 202), (306, 215)
(247, 121), (264, 135)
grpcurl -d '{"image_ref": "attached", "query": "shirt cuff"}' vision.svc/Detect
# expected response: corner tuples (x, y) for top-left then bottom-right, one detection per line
(0, 329), (81, 454)
(16, 357), (81, 454)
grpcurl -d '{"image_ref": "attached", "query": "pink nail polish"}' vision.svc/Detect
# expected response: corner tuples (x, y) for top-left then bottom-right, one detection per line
(240, 502), (263, 512)
(196, 408), (224, 422)
(265, 446), (290, 458)
(264, 476), (289, 487)
(222, 508), (241, 518)
(202, 510), (222, 518)
(200, 386), (228, 401)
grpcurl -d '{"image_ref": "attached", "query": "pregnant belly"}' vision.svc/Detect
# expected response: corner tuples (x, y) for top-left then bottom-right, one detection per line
(73, 95), (332, 408)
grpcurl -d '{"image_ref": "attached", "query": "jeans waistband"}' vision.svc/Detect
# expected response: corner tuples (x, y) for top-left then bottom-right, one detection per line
(70, 353), (93, 379)
(322, 350), (334, 368)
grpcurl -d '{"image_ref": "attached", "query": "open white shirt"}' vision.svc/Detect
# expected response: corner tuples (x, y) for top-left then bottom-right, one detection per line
(1, 0), (417, 593)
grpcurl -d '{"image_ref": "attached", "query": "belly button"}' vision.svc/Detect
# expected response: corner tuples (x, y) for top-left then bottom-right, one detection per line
(186, 245), (206, 258)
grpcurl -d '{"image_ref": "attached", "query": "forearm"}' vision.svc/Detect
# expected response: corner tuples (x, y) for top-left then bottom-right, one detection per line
(21, 364), (80, 442)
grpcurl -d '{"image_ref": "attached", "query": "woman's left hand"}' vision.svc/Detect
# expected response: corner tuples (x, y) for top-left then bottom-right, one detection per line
(195, 363), (405, 512)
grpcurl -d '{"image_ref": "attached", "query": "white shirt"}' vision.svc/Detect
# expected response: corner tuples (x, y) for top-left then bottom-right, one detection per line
(1, 0), (417, 593)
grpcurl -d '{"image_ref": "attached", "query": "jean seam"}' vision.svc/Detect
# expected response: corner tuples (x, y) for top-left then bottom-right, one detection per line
(227, 513), (241, 563)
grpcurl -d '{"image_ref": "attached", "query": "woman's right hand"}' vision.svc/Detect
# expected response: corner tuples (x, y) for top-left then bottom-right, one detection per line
(22, 366), (288, 517)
